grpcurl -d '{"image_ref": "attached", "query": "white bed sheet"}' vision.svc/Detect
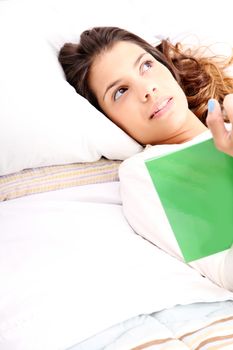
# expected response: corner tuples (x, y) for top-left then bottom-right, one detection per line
(0, 181), (233, 350)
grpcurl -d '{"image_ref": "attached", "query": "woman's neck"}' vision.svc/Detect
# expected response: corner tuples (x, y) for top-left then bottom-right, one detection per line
(160, 110), (208, 145)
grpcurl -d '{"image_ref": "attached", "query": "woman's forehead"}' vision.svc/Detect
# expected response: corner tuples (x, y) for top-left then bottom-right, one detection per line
(91, 42), (145, 76)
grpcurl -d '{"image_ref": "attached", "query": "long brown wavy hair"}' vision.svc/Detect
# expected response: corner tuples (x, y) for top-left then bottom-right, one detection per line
(58, 26), (233, 124)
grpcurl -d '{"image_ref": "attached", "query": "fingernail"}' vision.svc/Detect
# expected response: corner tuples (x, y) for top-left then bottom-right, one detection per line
(208, 99), (215, 113)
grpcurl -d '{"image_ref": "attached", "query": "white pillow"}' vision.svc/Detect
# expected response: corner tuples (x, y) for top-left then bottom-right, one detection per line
(0, 1), (143, 176)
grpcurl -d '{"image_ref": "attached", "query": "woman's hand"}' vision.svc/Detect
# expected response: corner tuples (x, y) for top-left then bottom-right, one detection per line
(206, 94), (233, 157)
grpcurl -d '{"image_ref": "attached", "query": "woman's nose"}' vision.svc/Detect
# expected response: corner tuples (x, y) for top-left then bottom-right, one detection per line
(145, 87), (157, 99)
(137, 82), (157, 101)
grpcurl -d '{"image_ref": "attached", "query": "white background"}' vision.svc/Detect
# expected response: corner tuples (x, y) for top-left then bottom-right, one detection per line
(1, 0), (232, 46)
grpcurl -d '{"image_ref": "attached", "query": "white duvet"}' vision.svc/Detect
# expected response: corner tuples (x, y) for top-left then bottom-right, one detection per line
(0, 182), (233, 350)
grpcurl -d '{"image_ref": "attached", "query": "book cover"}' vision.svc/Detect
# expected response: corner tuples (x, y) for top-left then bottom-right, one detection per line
(145, 138), (233, 263)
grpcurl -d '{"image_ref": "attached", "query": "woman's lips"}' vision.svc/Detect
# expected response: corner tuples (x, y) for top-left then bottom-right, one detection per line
(150, 97), (173, 119)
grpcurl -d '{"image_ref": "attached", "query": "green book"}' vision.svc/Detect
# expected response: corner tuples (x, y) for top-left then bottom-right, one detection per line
(145, 138), (233, 263)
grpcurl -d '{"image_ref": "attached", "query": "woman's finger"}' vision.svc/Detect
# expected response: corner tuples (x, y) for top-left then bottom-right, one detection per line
(206, 99), (228, 145)
(206, 98), (233, 155)
(223, 93), (233, 124)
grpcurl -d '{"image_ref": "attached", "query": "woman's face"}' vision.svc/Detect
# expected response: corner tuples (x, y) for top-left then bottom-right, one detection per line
(89, 40), (193, 145)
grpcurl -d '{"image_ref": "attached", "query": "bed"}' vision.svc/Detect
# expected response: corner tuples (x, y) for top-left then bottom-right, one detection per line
(1, 1), (233, 349)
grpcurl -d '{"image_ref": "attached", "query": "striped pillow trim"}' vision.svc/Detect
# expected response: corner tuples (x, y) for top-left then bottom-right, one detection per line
(181, 315), (233, 350)
(0, 158), (121, 201)
(132, 315), (233, 349)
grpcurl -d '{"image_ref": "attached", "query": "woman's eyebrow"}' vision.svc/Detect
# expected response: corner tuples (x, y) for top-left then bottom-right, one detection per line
(103, 79), (122, 101)
(103, 52), (147, 101)
(133, 52), (147, 68)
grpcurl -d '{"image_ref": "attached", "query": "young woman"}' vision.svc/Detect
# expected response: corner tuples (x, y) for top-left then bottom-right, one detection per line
(58, 26), (233, 291)
(58, 26), (233, 154)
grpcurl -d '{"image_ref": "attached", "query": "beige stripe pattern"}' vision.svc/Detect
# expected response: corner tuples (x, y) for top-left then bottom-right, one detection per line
(131, 316), (233, 350)
(0, 158), (121, 201)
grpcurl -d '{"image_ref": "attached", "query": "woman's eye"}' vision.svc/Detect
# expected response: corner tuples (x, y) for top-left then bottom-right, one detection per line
(114, 87), (127, 101)
(142, 60), (153, 72)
